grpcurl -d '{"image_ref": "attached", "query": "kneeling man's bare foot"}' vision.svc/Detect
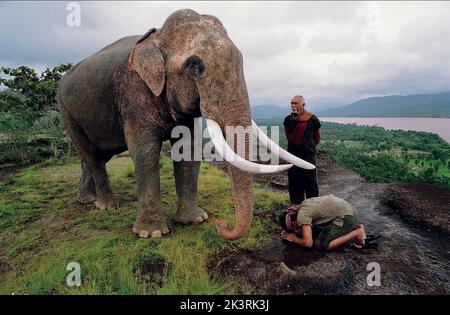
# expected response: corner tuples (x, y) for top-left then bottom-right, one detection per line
(355, 226), (366, 246)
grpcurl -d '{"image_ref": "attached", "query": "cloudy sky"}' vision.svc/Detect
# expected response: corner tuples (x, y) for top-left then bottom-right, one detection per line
(1, 1), (450, 111)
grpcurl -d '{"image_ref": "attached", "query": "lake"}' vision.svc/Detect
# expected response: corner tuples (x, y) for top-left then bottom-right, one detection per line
(319, 117), (450, 143)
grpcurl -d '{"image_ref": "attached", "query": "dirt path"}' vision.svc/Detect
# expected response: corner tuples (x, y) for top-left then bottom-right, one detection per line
(210, 153), (450, 294)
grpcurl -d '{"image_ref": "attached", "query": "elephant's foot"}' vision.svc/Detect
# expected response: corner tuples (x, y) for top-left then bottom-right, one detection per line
(94, 198), (118, 210)
(174, 205), (208, 224)
(133, 219), (170, 238)
(76, 192), (96, 204)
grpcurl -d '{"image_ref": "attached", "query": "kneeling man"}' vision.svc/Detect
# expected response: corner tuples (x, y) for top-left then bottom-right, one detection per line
(279, 194), (366, 251)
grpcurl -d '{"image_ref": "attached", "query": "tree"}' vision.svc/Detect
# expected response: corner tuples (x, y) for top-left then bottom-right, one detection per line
(0, 64), (72, 164)
(0, 64), (71, 121)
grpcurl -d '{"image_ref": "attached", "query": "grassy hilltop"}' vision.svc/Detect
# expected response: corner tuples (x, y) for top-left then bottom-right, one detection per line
(1, 65), (449, 294)
(0, 150), (288, 294)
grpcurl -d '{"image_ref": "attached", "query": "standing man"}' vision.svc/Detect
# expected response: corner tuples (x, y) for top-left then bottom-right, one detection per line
(283, 95), (321, 206)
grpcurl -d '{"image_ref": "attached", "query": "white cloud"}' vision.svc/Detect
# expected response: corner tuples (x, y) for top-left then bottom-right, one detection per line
(1, 1), (450, 110)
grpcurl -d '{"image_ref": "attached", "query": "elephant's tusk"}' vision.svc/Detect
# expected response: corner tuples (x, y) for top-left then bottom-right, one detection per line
(205, 118), (293, 174)
(251, 120), (316, 170)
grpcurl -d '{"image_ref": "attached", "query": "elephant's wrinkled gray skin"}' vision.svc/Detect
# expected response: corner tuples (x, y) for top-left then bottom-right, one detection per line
(58, 9), (254, 240)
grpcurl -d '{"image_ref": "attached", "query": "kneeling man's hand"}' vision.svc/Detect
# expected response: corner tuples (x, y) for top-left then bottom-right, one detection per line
(281, 230), (296, 242)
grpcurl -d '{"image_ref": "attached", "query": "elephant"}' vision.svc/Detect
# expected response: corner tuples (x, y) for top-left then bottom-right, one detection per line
(57, 9), (313, 240)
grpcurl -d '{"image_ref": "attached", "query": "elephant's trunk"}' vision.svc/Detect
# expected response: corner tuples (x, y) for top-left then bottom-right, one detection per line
(211, 101), (254, 240)
(216, 164), (253, 240)
(197, 43), (259, 240)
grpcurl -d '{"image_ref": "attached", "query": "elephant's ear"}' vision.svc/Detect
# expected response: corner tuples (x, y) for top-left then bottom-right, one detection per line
(128, 28), (165, 96)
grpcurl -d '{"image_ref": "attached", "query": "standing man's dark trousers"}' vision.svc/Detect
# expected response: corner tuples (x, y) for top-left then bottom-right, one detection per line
(288, 162), (319, 204)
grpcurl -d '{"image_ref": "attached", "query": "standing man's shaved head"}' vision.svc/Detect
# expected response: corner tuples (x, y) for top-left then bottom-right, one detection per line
(291, 95), (305, 104)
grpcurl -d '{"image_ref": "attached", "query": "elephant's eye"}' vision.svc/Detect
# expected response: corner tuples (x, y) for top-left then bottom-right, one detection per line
(183, 55), (205, 79)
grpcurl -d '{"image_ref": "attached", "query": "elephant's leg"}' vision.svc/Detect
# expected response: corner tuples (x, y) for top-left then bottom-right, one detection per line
(172, 160), (208, 224)
(77, 161), (96, 203)
(89, 161), (118, 210)
(126, 131), (169, 238)
(170, 131), (208, 224)
(59, 102), (117, 209)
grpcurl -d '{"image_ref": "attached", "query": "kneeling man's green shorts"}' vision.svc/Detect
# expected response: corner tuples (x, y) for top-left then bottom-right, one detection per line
(313, 213), (358, 251)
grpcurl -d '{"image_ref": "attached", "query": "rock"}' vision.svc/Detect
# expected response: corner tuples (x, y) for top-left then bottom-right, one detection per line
(381, 183), (450, 236)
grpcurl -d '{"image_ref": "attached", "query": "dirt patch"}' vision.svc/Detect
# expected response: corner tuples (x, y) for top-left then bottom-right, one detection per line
(0, 252), (10, 274)
(0, 261), (10, 274)
(133, 246), (170, 290)
(381, 183), (450, 236)
(138, 257), (168, 288)
(212, 240), (353, 295)
(0, 165), (23, 181)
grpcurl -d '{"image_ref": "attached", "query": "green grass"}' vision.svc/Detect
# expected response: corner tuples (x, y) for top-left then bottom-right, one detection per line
(0, 153), (288, 295)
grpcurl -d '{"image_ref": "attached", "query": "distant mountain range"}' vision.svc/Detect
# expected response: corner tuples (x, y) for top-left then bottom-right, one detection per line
(250, 104), (291, 119)
(251, 91), (450, 118)
(317, 91), (450, 118)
